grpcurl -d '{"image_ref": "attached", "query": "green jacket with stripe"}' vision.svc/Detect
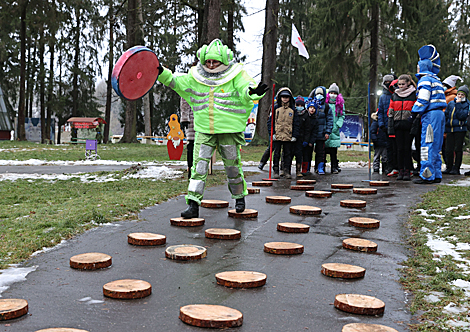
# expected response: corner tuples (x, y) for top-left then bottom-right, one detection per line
(158, 63), (265, 134)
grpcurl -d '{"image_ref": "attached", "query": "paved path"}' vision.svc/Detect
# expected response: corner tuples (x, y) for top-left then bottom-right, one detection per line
(1, 169), (441, 332)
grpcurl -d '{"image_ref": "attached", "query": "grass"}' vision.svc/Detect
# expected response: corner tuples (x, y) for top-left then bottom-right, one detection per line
(401, 185), (470, 331)
(0, 167), (254, 269)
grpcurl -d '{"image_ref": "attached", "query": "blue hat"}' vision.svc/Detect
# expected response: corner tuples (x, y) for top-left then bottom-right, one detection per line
(306, 98), (316, 109)
(418, 44), (440, 74)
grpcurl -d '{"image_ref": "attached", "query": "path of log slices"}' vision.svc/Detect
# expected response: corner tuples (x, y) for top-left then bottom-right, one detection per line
(0, 177), (400, 331)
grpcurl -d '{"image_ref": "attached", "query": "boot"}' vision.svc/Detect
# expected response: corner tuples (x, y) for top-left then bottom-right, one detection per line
(285, 168), (292, 179)
(397, 169), (404, 181)
(235, 197), (245, 213)
(318, 162), (325, 175)
(301, 162), (309, 174)
(331, 162), (339, 174)
(181, 200), (199, 219)
(442, 166), (452, 174)
(280, 169), (285, 177)
(449, 166), (460, 175)
(273, 167), (280, 179)
(296, 163), (303, 177)
(403, 169), (411, 181)
(258, 162), (266, 170)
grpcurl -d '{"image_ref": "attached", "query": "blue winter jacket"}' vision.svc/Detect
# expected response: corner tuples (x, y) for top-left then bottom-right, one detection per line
(370, 119), (387, 147)
(377, 88), (392, 129)
(411, 59), (447, 115)
(311, 86), (333, 141)
(445, 98), (470, 133)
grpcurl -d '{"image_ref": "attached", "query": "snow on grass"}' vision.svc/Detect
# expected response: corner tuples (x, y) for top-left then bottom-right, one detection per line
(415, 209), (445, 218)
(0, 166), (183, 182)
(0, 158), (187, 167)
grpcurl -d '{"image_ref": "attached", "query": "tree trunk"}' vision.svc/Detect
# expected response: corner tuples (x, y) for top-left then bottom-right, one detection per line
(197, 0), (204, 47)
(46, 4), (56, 143)
(204, 0), (221, 43)
(39, 27), (46, 144)
(368, 2), (379, 122)
(18, 0), (29, 141)
(28, 40), (36, 119)
(253, 0), (279, 144)
(227, 0), (234, 50)
(104, 5), (114, 144)
(71, 6), (81, 142)
(121, 0), (138, 143)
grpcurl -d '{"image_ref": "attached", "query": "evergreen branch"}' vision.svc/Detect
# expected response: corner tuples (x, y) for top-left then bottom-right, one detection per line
(181, 1), (199, 11)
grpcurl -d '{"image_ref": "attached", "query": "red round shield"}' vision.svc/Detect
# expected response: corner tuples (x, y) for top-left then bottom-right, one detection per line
(112, 46), (160, 101)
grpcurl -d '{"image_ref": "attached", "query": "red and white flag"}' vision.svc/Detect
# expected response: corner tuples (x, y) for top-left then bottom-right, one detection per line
(291, 23), (309, 59)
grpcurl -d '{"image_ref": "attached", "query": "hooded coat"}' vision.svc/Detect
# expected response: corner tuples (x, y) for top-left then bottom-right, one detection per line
(325, 93), (345, 148)
(308, 86), (333, 141)
(267, 87), (300, 140)
(445, 98), (470, 133)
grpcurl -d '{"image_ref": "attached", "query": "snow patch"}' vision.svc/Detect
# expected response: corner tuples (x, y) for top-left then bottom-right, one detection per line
(443, 302), (468, 315)
(31, 240), (67, 257)
(452, 279), (470, 297)
(0, 265), (37, 297)
(415, 209), (445, 218)
(446, 204), (466, 212)
(426, 235), (470, 272)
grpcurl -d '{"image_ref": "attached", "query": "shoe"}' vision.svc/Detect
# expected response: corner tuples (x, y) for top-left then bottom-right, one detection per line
(331, 165), (339, 174)
(181, 200), (199, 218)
(280, 169), (285, 177)
(387, 169), (399, 177)
(258, 162), (266, 170)
(318, 162), (325, 175)
(442, 168), (452, 174)
(285, 172), (292, 179)
(235, 197), (245, 213)
(373, 169), (380, 174)
(273, 170), (280, 179)
(296, 164), (302, 177)
(433, 178), (442, 183)
(397, 169), (404, 181)
(465, 171), (470, 176)
(403, 169), (411, 181)
(449, 167), (460, 175)
(413, 178), (433, 184)
(337, 166), (341, 173)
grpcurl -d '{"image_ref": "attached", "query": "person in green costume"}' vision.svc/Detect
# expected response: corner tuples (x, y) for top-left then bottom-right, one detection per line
(157, 39), (268, 218)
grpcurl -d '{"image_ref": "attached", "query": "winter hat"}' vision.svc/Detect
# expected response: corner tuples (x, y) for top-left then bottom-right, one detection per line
(295, 96), (305, 106)
(306, 98), (316, 109)
(278, 89), (292, 98)
(443, 75), (463, 88)
(314, 87), (324, 96)
(418, 44), (440, 74)
(328, 83), (339, 94)
(371, 112), (378, 121)
(382, 74), (394, 85)
(457, 85), (469, 98)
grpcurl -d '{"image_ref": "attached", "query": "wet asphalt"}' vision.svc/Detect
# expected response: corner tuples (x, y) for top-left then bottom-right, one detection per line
(1, 167), (442, 332)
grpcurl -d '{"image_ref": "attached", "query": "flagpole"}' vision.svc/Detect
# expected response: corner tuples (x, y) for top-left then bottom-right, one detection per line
(288, 44), (292, 87)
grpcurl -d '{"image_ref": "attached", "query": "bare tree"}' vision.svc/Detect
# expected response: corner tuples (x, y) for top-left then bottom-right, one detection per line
(17, 0), (29, 141)
(253, 0), (278, 143)
(204, 0), (221, 43)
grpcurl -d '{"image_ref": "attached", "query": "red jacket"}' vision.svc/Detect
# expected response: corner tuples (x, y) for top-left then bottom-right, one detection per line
(388, 90), (416, 131)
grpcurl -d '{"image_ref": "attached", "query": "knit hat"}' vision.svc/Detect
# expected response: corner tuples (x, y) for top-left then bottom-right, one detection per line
(457, 85), (469, 98)
(418, 44), (440, 74)
(443, 75), (463, 88)
(306, 98), (316, 109)
(314, 87), (324, 96)
(328, 83), (339, 94)
(382, 74), (394, 85)
(295, 96), (305, 106)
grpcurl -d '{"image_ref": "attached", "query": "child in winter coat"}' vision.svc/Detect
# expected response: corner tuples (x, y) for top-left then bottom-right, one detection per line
(370, 110), (388, 173)
(307, 86), (333, 174)
(378, 74), (397, 175)
(267, 87), (300, 179)
(443, 85), (470, 175)
(324, 83), (345, 174)
(294, 96), (308, 177)
(301, 99), (320, 175)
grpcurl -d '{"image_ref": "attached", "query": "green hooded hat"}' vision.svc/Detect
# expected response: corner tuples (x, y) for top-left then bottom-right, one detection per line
(197, 39), (234, 66)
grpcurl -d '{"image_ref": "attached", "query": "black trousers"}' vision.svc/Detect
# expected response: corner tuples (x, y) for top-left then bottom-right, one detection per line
(395, 128), (412, 170)
(293, 140), (303, 164)
(314, 140), (325, 168)
(445, 131), (466, 170)
(187, 140), (194, 178)
(387, 136), (398, 170)
(324, 147), (338, 167)
(273, 141), (294, 172)
(261, 145), (284, 169)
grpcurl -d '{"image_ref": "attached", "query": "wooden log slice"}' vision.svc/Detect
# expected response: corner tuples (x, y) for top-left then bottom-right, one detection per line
(265, 196), (292, 204)
(69, 253), (112, 270)
(321, 263), (366, 279)
(35, 329), (90, 332)
(296, 179), (316, 185)
(264, 242), (304, 255)
(340, 200), (367, 208)
(0, 299), (28, 321)
(247, 187), (260, 194)
(290, 184), (315, 191)
(103, 279), (151, 299)
(369, 180), (390, 187)
(201, 200), (229, 208)
(353, 188), (377, 195)
(170, 217), (205, 227)
(305, 190), (332, 198)
(277, 222), (310, 233)
(252, 181), (273, 187)
(179, 304), (243, 328)
(228, 209), (258, 218)
(128, 233), (166, 246)
(334, 294), (385, 316)
(165, 245), (207, 261)
(289, 205), (322, 215)
(205, 228), (241, 240)
(331, 183), (354, 189)
(215, 271), (267, 288)
(343, 238), (378, 252)
(348, 217), (380, 229)
(262, 178), (278, 181)
(342, 323), (399, 332)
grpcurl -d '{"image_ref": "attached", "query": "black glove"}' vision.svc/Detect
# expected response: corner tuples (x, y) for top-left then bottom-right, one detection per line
(249, 83), (269, 96)
(181, 121), (189, 130)
(157, 63), (164, 75)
